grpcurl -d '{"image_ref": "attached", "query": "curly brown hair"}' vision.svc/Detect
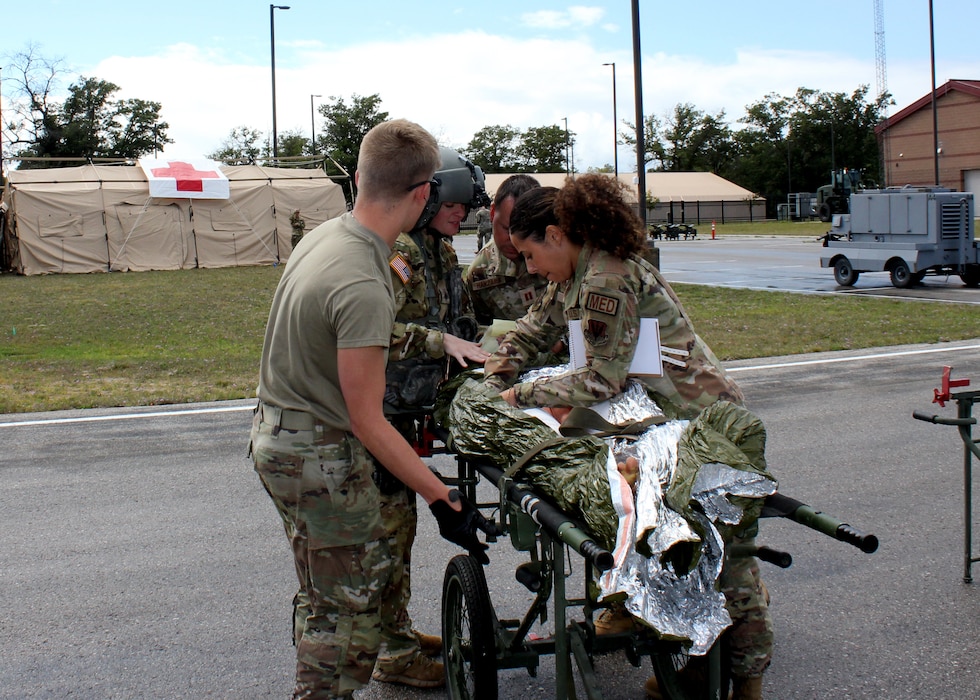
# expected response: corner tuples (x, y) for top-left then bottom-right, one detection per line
(510, 174), (645, 260)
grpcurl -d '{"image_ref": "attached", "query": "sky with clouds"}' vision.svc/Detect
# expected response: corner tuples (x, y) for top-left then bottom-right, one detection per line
(3, 0), (979, 170)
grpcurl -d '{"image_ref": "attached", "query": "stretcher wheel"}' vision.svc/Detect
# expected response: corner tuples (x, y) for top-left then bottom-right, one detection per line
(442, 554), (498, 699)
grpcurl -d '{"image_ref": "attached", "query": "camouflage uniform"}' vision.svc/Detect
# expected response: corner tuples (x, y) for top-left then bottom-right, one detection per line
(484, 242), (772, 679)
(484, 242), (742, 420)
(474, 207), (492, 249)
(252, 409), (390, 698)
(463, 239), (550, 325)
(252, 213), (397, 699)
(374, 227), (476, 675)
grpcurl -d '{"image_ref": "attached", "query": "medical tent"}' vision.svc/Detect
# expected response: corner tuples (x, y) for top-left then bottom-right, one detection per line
(0, 160), (348, 275)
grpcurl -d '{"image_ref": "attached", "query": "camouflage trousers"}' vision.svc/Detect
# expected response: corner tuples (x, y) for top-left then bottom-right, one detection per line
(250, 407), (391, 699)
(721, 534), (774, 679)
(374, 485), (421, 672)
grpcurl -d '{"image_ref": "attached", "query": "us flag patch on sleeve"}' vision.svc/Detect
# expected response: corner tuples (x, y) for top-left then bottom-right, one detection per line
(389, 253), (412, 285)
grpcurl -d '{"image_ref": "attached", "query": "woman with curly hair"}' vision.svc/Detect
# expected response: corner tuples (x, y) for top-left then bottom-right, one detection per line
(482, 173), (772, 700)
(485, 173), (743, 422)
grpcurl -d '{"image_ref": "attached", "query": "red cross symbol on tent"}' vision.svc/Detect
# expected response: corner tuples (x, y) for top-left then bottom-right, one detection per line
(151, 161), (220, 192)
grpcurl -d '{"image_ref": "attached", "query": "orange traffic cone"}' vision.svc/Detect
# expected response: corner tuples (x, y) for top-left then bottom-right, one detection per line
(711, 220), (716, 239)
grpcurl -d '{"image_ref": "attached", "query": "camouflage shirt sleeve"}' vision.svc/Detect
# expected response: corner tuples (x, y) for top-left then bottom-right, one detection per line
(483, 284), (564, 386)
(387, 237), (445, 361)
(510, 274), (636, 408)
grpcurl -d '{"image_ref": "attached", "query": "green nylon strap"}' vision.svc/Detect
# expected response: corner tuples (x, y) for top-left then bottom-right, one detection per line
(558, 406), (667, 438)
(503, 435), (569, 479)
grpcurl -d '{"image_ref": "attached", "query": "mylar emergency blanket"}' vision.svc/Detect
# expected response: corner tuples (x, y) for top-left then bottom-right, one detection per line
(445, 368), (777, 654)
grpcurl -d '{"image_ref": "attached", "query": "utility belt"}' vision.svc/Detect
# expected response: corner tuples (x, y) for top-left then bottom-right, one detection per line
(255, 400), (346, 442)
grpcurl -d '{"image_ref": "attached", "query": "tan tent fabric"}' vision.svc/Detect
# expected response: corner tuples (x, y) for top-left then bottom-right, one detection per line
(2, 164), (348, 275)
(482, 171), (758, 202)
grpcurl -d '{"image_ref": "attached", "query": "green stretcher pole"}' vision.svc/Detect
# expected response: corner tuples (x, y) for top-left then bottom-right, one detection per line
(762, 492), (879, 554)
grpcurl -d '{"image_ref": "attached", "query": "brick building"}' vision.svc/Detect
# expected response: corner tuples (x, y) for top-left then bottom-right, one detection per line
(877, 79), (980, 193)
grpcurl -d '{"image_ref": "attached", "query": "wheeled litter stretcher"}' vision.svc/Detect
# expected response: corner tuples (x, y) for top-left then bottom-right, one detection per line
(414, 378), (879, 700)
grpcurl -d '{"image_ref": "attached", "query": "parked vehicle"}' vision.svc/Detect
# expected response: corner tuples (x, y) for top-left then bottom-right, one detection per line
(819, 186), (979, 289)
(815, 169), (865, 222)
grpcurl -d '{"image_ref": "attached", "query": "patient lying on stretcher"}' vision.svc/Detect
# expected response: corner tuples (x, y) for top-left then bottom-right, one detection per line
(442, 367), (777, 655)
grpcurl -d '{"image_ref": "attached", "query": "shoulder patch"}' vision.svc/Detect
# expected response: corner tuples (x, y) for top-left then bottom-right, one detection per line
(389, 253), (412, 285)
(584, 291), (620, 316)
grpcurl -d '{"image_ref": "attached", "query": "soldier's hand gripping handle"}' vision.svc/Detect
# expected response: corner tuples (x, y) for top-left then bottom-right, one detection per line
(429, 489), (500, 565)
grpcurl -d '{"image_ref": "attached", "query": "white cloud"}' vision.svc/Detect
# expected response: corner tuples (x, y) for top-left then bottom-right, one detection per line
(88, 30), (980, 171)
(522, 5), (605, 29)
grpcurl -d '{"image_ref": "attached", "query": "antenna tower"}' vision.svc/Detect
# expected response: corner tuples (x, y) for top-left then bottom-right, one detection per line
(874, 0), (891, 185)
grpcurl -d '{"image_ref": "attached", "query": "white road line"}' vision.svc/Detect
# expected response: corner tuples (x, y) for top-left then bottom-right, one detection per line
(726, 343), (980, 372)
(0, 403), (253, 428)
(4, 342), (979, 428)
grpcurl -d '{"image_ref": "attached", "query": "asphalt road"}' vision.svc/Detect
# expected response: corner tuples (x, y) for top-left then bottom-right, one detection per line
(454, 234), (980, 304)
(3, 340), (980, 699)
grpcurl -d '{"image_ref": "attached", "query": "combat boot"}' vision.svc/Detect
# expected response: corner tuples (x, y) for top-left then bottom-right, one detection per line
(594, 604), (638, 635)
(413, 629), (443, 657)
(372, 652), (445, 688)
(730, 675), (763, 700)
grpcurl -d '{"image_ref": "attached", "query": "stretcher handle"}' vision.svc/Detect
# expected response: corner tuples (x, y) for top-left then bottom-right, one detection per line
(912, 409), (977, 427)
(761, 492), (879, 554)
(728, 543), (792, 569)
(474, 461), (614, 572)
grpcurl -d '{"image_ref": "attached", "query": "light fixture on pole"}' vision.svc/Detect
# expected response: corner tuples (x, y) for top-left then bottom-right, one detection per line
(310, 94), (321, 154)
(602, 62), (618, 178)
(562, 116), (570, 176)
(270, 4), (290, 161)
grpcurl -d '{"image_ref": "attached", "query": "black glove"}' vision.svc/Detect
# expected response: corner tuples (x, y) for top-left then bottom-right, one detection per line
(429, 489), (500, 565)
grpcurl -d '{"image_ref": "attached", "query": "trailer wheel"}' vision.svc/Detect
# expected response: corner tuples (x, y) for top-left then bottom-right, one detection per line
(833, 258), (858, 286)
(961, 266), (980, 288)
(890, 260), (913, 289)
(443, 555), (497, 700)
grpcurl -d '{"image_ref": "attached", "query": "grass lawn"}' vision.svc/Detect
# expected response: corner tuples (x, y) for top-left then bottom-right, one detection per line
(1, 260), (978, 414)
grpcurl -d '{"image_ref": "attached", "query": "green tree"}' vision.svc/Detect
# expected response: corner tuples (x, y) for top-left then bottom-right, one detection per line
(726, 86), (887, 216)
(623, 104), (731, 173)
(8, 60), (171, 167)
(464, 124), (521, 173)
(661, 104), (732, 172)
(515, 125), (570, 172)
(316, 93), (388, 180)
(208, 126), (264, 163)
(621, 113), (666, 170)
(276, 129), (309, 159)
(2, 45), (67, 162)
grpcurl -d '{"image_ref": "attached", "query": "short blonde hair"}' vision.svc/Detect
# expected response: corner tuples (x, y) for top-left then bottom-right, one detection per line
(357, 119), (440, 200)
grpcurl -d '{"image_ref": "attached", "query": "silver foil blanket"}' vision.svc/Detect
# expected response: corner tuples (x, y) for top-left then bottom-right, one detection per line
(447, 366), (777, 655)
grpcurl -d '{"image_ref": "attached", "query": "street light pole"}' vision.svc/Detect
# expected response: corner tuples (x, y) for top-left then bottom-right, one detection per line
(562, 116), (569, 176)
(602, 62), (618, 178)
(631, 0), (646, 223)
(270, 4), (290, 161)
(310, 94), (321, 154)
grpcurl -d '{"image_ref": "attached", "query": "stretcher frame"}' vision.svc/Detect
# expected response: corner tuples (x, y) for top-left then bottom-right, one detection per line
(424, 418), (878, 700)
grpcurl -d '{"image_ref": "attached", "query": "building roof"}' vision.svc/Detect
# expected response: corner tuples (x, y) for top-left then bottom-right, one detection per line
(876, 79), (980, 134)
(483, 171), (759, 203)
